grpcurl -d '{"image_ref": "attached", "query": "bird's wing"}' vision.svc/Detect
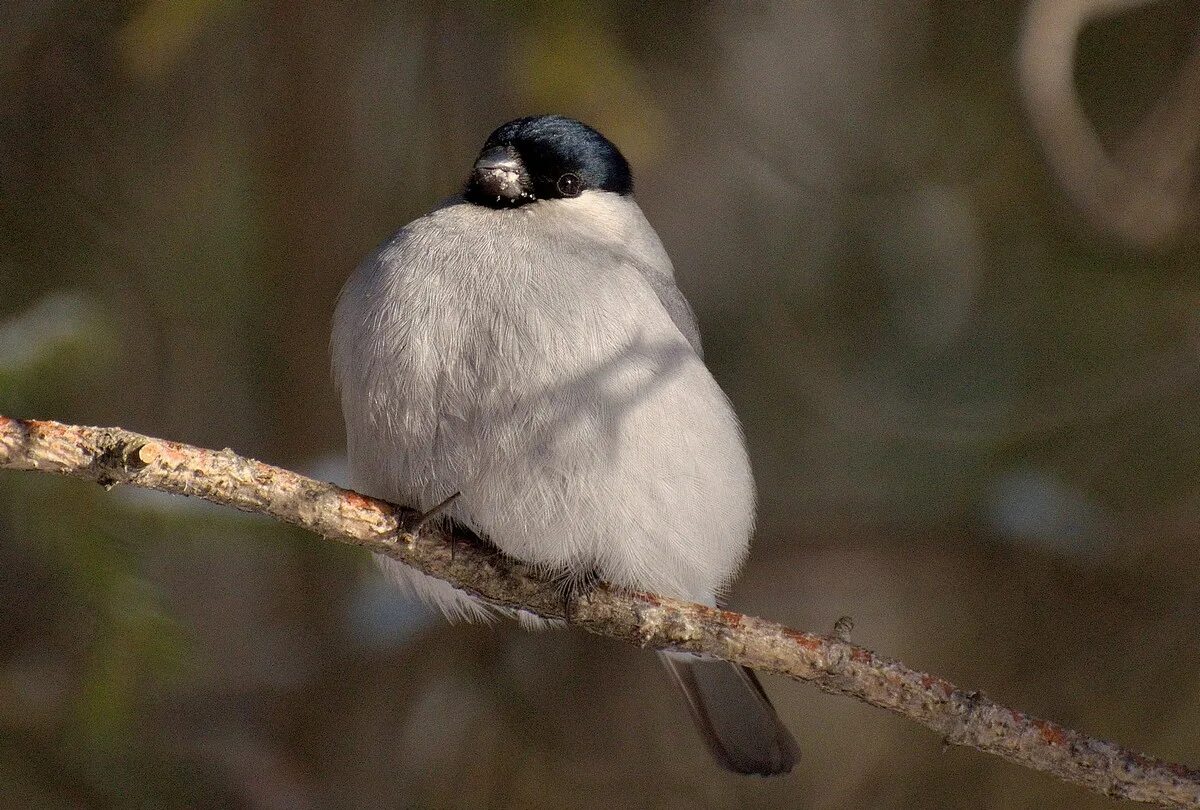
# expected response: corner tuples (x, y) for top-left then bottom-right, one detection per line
(636, 266), (705, 360)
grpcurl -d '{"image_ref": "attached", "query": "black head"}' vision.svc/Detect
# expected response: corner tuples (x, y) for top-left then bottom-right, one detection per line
(463, 115), (632, 209)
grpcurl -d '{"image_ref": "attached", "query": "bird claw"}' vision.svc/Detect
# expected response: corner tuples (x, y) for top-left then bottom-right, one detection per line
(396, 491), (461, 544)
(560, 569), (602, 624)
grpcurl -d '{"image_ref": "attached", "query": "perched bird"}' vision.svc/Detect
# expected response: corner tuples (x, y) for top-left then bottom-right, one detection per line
(331, 115), (798, 775)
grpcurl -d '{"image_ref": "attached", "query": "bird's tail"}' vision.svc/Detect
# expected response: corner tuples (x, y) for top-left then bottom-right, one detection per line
(658, 651), (799, 776)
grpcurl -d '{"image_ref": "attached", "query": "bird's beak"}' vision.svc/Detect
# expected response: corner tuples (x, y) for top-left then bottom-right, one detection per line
(470, 146), (526, 204)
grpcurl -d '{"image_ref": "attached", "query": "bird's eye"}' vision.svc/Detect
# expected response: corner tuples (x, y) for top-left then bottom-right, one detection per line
(556, 173), (583, 197)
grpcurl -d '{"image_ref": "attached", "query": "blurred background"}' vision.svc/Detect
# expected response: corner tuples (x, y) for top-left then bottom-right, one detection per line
(3, 1), (1200, 807)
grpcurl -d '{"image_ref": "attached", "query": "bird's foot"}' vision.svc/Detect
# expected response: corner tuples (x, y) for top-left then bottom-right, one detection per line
(396, 491), (461, 544)
(559, 569), (602, 624)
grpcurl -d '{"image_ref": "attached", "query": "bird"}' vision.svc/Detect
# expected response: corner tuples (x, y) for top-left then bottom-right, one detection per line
(331, 114), (798, 775)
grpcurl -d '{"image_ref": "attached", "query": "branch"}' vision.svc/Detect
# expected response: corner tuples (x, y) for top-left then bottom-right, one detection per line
(2, 416), (1197, 807)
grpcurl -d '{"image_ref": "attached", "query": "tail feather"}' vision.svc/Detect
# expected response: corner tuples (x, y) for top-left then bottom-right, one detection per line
(658, 652), (799, 776)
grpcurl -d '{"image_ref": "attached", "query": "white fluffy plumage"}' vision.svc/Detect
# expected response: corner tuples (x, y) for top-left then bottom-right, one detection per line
(331, 191), (755, 622)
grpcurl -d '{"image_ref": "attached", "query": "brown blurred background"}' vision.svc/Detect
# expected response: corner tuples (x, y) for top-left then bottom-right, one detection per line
(3, 1), (1200, 807)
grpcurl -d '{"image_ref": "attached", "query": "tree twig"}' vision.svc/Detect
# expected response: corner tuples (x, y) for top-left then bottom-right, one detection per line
(1, 415), (1197, 807)
(1017, 0), (1200, 250)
